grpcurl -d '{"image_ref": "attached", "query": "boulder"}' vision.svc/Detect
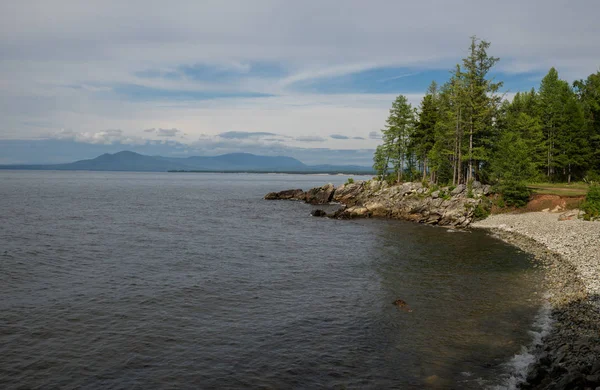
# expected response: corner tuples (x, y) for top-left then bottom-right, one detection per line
(558, 209), (580, 221)
(305, 183), (336, 205)
(264, 189), (305, 200)
(310, 209), (327, 217)
(451, 184), (466, 196)
(333, 181), (364, 205)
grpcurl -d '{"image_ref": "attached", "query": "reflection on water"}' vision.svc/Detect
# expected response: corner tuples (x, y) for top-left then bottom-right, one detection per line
(0, 171), (543, 389)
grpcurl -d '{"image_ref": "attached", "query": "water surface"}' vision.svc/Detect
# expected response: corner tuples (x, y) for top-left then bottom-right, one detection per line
(0, 171), (544, 389)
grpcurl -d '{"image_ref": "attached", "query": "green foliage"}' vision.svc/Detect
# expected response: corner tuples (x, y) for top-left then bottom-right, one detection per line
(489, 130), (536, 184)
(580, 184), (600, 221)
(495, 180), (531, 208)
(466, 179), (474, 198)
(346, 177), (354, 185)
(496, 197), (506, 208)
(438, 189), (451, 200)
(371, 39), (599, 187)
(473, 199), (492, 220)
(384, 173), (397, 186)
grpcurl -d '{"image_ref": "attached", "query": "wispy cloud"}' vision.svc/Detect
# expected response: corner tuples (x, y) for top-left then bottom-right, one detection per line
(218, 131), (278, 139)
(296, 136), (326, 142)
(330, 134), (349, 140)
(144, 128), (181, 137)
(1, 0), (599, 153)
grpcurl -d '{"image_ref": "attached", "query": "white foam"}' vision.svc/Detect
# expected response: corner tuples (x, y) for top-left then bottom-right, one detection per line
(489, 299), (553, 390)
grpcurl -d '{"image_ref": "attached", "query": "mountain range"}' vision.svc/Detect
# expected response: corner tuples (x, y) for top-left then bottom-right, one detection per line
(0, 151), (374, 174)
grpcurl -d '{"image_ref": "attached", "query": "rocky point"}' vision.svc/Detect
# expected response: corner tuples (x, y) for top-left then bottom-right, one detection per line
(264, 179), (492, 227)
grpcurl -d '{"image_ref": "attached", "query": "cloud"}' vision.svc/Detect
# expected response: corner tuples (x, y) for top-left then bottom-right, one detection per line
(353, 136), (365, 140)
(143, 128), (181, 137)
(330, 134), (350, 140)
(296, 136), (326, 142)
(218, 131), (278, 139)
(369, 131), (382, 140)
(1, 0), (599, 147)
(53, 129), (146, 145)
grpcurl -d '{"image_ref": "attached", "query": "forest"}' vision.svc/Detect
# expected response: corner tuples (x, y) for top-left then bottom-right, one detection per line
(373, 36), (600, 204)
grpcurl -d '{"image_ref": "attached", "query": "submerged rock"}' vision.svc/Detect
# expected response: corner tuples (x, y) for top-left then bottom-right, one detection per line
(310, 209), (327, 217)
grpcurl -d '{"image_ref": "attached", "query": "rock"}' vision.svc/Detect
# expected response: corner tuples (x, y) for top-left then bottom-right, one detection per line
(310, 209), (327, 217)
(482, 185), (492, 195)
(525, 366), (547, 386)
(471, 180), (482, 189)
(264, 189), (305, 200)
(266, 180), (487, 227)
(451, 184), (466, 196)
(336, 206), (370, 219)
(555, 372), (585, 389)
(332, 181), (364, 205)
(305, 183), (336, 205)
(558, 209), (580, 221)
(586, 374), (600, 384)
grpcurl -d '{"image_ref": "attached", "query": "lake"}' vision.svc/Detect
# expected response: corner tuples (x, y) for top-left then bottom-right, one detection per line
(0, 171), (545, 389)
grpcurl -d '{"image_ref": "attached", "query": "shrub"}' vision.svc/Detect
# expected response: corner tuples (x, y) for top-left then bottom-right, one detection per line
(385, 173), (396, 186)
(346, 177), (355, 185)
(473, 199), (491, 220)
(496, 180), (531, 208)
(581, 184), (600, 221)
(496, 197), (506, 208)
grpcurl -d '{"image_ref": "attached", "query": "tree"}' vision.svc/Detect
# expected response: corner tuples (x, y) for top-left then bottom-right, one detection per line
(380, 95), (415, 182)
(489, 130), (535, 206)
(412, 81), (439, 181)
(460, 36), (502, 182)
(373, 144), (389, 179)
(538, 68), (570, 179)
(574, 71), (600, 175)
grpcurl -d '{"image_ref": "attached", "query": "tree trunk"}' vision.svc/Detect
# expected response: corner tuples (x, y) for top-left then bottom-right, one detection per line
(468, 120), (473, 183)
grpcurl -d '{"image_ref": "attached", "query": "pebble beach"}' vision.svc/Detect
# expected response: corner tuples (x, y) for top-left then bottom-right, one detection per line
(473, 212), (600, 389)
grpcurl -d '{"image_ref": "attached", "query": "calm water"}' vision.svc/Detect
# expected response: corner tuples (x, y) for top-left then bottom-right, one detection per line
(0, 171), (544, 389)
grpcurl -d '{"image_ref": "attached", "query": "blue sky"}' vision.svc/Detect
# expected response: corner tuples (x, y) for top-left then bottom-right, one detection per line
(0, 0), (599, 164)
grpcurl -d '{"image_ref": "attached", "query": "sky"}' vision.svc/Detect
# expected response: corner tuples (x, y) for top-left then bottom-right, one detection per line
(1, 0), (599, 165)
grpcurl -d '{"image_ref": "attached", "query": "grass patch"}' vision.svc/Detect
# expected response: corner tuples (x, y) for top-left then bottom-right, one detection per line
(526, 182), (588, 197)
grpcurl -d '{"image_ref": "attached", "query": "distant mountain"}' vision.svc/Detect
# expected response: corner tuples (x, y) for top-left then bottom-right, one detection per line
(0, 151), (374, 173)
(162, 152), (308, 171)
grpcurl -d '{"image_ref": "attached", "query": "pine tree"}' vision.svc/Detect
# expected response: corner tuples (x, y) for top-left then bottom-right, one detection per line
(412, 81), (439, 181)
(460, 36), (502, 182)
(574, 71), (600, 175)
(380, 95), (415, 182)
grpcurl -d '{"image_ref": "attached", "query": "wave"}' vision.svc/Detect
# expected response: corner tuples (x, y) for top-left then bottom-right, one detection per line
(490, 298), (553, 389)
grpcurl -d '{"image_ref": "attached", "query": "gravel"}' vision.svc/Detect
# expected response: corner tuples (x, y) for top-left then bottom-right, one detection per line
(472, 211), (600, 389)
(473, 211), (600, 297)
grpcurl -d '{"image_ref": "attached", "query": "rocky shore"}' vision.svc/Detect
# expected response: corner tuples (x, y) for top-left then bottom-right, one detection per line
(265, 179), (491, 227)
(473, 213), (600, 389)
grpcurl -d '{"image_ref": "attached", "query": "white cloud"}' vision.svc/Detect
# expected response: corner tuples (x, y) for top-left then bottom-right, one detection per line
(53, 129), (146, 145)
(144, 128), (181, 137)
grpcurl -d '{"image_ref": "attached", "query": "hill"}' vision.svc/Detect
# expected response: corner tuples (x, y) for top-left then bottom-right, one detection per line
(0, 151), (374, 173)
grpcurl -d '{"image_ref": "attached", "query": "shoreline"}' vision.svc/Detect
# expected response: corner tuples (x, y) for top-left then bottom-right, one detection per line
(472, 213), (600, 389)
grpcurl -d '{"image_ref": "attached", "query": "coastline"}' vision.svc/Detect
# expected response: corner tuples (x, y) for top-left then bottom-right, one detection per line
(472, 213), (600, 389)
